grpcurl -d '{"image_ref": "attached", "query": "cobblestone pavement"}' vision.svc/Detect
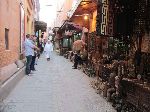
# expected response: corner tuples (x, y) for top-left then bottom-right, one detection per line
(2, 52), (116, 112)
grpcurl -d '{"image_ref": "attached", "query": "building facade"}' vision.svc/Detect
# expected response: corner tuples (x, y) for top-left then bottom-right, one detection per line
(0, 0), (21, 68)
(0, 0), (36, 83)
(54, 0), (97, 32)
(53, 0), (97, 53)
(24, 0), (35, 34)
(34, 0), (40, 21)
(0, 0), (37, 68)
(54, 0), (74, 28)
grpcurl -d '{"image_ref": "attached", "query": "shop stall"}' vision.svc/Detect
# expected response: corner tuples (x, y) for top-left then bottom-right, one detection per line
(92, 0), (150, 111)
(57, 21), (83, 56)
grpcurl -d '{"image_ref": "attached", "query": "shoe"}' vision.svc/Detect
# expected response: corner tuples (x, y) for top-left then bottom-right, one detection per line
(72, 67), (77, 69)
(26, 73), (34, 76)
(26, 74), (30, 76)
(32, 69), (36, 71)
(78, 67), (81, 70)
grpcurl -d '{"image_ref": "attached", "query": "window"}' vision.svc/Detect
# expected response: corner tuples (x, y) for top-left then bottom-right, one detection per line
(5, 28), (9, 50)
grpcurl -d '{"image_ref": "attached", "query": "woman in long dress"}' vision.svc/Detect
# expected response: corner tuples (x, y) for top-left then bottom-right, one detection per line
(44, 40), (53, 61)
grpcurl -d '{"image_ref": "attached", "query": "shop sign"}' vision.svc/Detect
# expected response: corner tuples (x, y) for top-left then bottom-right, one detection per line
(96, 0), (113, 36)
(101, 0), (109, 35)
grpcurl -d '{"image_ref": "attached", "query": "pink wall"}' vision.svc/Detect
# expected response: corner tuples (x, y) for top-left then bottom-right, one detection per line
(0, 0), (20, 67)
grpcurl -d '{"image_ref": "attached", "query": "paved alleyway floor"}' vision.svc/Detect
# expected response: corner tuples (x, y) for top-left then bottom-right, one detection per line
(1, 52), (116, 112)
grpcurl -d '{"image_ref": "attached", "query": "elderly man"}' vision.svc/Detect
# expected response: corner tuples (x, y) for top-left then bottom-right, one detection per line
(24, 34), (39, 75)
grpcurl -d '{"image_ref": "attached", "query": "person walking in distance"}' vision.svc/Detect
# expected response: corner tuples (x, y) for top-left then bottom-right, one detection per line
(44, 40), (53, 61)
(24, 34), (39, 75)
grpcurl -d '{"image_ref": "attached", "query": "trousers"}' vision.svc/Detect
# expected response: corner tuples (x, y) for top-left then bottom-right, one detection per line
(30, 56), (36, 70)
(25, 55), (32, 75)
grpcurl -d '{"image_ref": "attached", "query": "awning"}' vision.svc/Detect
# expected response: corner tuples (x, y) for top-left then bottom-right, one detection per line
(58, 21), (83, 32)
(66, 22), (83, 30)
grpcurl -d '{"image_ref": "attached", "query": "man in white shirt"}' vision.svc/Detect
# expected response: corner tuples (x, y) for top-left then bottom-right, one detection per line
(24, 34), (39, 75)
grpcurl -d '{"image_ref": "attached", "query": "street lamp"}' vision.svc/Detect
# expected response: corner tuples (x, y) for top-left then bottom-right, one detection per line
(84, 15), (89, 20)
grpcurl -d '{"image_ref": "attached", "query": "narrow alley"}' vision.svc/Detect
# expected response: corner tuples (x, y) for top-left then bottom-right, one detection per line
(1, 52), (115, 112)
